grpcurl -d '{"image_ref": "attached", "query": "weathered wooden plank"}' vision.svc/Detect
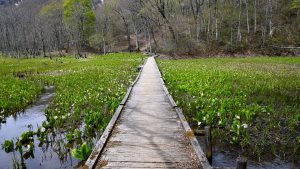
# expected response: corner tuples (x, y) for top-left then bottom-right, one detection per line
(106, 140), (188, 148)
(121, 113), (178, 119)
(125, 98), (169, 104)
(101, 147), (192, 161)
(100, 156), (191, 164)
(99, 161), (196, 169)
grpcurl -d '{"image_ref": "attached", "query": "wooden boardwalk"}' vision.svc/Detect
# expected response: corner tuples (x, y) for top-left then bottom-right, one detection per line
(86, 57), (208, 169)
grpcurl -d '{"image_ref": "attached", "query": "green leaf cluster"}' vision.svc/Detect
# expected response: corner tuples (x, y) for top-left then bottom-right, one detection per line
(71, 142), (92, 161)
(2, 140), (14, 153)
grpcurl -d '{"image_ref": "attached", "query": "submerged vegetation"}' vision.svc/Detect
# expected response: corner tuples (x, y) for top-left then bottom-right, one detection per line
(0, 53), (143, 167)
(158, 57), (300, 162)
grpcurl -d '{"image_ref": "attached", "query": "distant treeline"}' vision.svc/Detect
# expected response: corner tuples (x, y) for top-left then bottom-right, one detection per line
(0, 0), (299, 57)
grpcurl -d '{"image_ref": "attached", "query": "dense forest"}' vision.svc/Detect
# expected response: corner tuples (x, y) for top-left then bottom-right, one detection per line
(0, 0), (299, 57)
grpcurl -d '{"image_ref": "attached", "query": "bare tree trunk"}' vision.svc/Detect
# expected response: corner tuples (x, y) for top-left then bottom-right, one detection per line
(196, 16), (201, 42)
(103, 37), (106, 54)
(190, 0), (204, 42)
(163, 25), (167, 47)
(125, 23), (131, 52)
(155, 0), (177, 45)
(134, 26), (140, 51)
(147, 28), (152, 53)
(160, 26), (166, 48)
(143, 27), (148, 52)
(215, 0), (218, 41)
(40, 30), (47, 57)
(262, 26), (266, 45)
(150, 27), (158, 48)
(254, 0), (257, 33)
(187, 17), (191, 38)
(167, 24), (177, 45)
(263, 0), (268, 42)
(219, 0), (225, 41)
(230, 26), (233, 46)
(268, 0), (273, 37)
(237, 0), (242, 42)
(208, 0), (212, 40)
(114, 9), (132, 52)
(245, 0), (250, 34)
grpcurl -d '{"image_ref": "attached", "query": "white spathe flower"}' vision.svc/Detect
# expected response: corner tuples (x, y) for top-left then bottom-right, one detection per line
(242, 123), (248, 129)
(217, 112), (221, 117)
(41, 127), (46, 132)
(26, 144), (31, 151)
(54, 116), (58, 120)
(198, 121), (202, 126)
(218, 120), (222, 125)
(62, 116), (66, 119)
(67, 113), (71, 117)
(235, 115), (240, 119)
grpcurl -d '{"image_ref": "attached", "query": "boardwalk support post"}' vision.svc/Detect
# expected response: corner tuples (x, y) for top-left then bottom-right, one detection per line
(205, 126), (212, 164)
(194, 129), (205, 136)
(236, 157), (247, 169)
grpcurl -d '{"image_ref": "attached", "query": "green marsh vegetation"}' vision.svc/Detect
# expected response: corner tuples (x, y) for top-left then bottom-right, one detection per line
(0, 53), (143, 166)
(158, 57), (300, 162)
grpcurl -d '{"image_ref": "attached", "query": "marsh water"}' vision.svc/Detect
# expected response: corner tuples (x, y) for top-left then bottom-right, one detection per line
(0, 86), (80, 169)
(197, 136), (300, 169)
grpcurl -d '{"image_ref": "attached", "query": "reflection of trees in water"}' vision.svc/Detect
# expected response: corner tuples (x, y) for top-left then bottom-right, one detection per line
(11, 131), (80, 168)
(6, 114), (101, 168)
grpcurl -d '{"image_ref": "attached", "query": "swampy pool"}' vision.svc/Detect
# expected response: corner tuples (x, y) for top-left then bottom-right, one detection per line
(0, 87), (81, 169)
(197, 136), (300, 169)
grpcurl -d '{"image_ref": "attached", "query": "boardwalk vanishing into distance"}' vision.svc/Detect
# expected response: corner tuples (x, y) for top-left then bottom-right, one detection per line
(85, 57), (211, 169)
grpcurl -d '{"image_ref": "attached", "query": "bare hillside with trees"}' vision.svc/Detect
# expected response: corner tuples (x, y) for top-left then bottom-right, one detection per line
(0, 0), (299, 57)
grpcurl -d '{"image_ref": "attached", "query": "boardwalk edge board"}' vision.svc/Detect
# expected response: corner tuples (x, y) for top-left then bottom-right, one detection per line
(154, 56), (214, 169)
(84, 57), (146, 169)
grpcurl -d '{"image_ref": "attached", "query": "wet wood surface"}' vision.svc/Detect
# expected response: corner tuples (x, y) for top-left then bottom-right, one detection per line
(94, 57), (202, 169)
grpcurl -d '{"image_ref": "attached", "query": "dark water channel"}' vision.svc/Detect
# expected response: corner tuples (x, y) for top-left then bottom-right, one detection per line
(197, 136), (300, 169)
(0, 86), (80, 169)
